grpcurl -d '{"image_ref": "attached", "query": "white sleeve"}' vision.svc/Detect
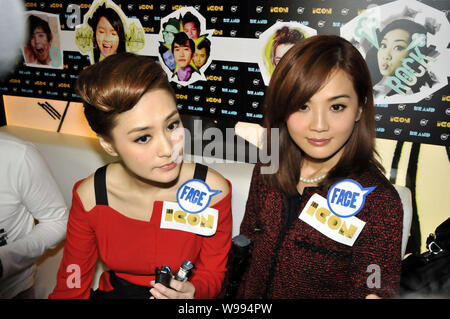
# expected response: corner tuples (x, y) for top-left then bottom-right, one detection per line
(0, 144), (68, 279)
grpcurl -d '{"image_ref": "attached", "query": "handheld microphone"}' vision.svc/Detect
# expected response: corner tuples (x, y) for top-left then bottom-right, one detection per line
(155, 260), (195, 289)
(224, 234), (252, 299)
(155, 265), (172, 288)
(175, 260), (194, 282)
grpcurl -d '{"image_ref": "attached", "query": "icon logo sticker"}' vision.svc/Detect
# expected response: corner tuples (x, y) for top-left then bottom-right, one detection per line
(161, 201), (218, 236)
(299, 193), (366, 246)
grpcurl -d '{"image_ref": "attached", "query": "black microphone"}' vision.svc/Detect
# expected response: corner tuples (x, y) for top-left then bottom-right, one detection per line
(224, 234), (252, 299)
(155, 260), (195, 289)
(155, 265), (172, 288)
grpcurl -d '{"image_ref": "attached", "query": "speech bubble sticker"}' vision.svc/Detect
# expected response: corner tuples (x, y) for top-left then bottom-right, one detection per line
(327, 179), (376, 218)
(176, 179), (222, 214)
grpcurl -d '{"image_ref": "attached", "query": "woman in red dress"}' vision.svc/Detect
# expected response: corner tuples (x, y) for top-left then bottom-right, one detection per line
(49, 53), (232, 299)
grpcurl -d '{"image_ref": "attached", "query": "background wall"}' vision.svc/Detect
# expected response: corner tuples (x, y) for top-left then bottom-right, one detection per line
(0, 0), (448, 254)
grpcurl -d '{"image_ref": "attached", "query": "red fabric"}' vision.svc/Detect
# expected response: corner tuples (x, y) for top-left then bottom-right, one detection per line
(49, 178), (232, 299)
(238, 163), (403, 299)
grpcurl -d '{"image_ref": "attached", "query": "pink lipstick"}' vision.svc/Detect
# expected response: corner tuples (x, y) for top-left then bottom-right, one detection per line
(307, 138), (330, 146)
(159, 161), (177, 170)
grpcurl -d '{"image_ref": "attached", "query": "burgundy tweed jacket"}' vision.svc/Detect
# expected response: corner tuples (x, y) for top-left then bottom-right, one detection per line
(237, 163), (403, 299)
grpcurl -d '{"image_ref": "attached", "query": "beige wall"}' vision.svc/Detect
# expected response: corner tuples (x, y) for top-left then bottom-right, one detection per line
(376, 138), (449, 253)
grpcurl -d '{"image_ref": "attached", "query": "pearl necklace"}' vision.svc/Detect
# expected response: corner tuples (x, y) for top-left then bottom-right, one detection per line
(299, 173), (327, 184)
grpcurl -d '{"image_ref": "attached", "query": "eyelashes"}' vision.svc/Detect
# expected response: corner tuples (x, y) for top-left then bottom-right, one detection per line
(134, 135), (151, 144)
(133, 120), (181, 144)
(330, 104), (347, 112)
(297, 104), (347, 112)
(167, 120), (180, 130)
(298, 104), (308, 111)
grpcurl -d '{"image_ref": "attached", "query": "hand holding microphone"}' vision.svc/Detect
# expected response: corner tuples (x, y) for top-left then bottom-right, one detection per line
(151, 260), (195, 299)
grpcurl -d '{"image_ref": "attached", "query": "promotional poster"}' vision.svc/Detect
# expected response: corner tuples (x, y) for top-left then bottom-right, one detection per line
(157, 7), (214, 86)
(22, 11), (63, 69)
(74, 0), (145, 65)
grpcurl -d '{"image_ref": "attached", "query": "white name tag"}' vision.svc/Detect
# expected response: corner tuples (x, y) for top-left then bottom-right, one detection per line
(160, 201), (218, 236)
(299, 194), (366, 246)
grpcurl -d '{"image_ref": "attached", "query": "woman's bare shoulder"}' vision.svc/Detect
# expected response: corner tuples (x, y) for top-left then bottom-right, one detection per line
(76, 173), (96, 211)
(180, 162), (230, 206)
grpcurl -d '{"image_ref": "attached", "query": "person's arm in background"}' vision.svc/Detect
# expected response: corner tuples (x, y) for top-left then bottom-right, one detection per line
(0, 143), (68, 280)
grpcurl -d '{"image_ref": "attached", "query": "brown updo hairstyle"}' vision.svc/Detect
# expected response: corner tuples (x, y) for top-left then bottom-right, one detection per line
(262, 35), (384, 196)
(76, 52), (175, 138)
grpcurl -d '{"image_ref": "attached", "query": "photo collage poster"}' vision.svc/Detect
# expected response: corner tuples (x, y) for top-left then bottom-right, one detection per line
(1, 0), (448, 146)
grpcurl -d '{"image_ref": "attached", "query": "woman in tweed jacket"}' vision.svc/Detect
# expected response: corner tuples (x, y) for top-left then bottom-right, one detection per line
(237, 35), (403, 299)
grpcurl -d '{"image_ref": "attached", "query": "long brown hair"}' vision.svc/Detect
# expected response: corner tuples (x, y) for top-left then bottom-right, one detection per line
(263, 34), (383, 196)
(76, 52), (175, 138)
